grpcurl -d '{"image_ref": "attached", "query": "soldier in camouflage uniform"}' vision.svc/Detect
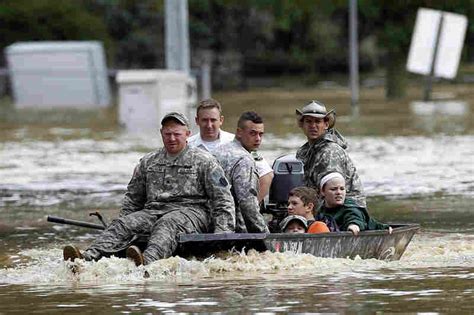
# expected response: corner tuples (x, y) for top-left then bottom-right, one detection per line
(187, 98), (274, 202)
(213, 111), (270, 233)
(63, 112), (235, 265)
(295, 100), (366, 208)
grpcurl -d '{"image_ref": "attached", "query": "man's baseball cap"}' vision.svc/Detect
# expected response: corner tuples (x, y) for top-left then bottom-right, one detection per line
(161, 112), (190, 127)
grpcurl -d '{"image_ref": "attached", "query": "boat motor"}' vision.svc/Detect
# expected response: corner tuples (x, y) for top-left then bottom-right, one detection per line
(264, 154), (304, 231)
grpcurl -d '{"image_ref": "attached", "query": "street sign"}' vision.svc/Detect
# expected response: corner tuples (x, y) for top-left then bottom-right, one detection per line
(406, 8), (467, 79)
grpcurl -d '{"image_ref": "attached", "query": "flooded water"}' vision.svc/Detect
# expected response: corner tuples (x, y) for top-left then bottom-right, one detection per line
(0, 84), (473, 313)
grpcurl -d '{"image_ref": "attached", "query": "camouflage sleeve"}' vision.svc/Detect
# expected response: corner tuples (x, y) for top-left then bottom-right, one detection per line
(203, 159), (236, 233)
(315, 144), (348, 185)
(120, 159), (147, 217)
(231, 158), (269, 233)
(317, 144), (366, 207)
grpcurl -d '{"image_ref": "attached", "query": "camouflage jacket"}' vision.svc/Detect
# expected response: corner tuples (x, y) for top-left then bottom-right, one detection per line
(213, 139), (269, 233)
(121, 145), (236, 232)
(296, 129), (366, 207)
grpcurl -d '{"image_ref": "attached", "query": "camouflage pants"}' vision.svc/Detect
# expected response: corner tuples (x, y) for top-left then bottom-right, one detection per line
(83, 207), (210, 264)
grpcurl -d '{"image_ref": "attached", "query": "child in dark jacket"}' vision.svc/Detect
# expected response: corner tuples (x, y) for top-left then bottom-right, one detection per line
(318, 172), (392, 235)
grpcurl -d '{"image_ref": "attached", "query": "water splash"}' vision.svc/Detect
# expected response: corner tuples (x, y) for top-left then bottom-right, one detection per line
(1, 232), (472, 286)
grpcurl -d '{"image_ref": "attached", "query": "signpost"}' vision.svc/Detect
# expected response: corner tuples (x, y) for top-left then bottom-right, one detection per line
(349, 0), (359, 116)
(406, 8), (468, 101)
(165, 0), (190, 74)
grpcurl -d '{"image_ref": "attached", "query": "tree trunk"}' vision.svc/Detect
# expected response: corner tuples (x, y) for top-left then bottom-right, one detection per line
(385, 51), (407, 99)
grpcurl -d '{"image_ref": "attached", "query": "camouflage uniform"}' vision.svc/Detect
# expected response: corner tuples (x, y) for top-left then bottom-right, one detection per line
(296, 129), (366, 207)
(82, 146), (235, 264)
(213, 139), (269, 233)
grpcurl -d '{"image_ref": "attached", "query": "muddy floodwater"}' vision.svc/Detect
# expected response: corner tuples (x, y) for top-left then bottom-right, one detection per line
(0, 85), (473, 313)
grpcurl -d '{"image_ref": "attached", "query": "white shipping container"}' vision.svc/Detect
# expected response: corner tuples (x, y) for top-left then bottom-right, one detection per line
(5, 41), (111, 108)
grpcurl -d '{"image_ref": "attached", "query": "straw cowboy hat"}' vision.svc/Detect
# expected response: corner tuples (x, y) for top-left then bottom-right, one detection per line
(296, 100), (336, 129)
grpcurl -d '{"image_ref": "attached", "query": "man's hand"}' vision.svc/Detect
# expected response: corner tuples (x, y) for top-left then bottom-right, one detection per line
(347, 224), (360, 235)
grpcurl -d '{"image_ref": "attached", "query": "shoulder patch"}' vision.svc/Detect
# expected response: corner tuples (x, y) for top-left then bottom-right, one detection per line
(249, 187), (258, 196)
(219, 176), (229, 187)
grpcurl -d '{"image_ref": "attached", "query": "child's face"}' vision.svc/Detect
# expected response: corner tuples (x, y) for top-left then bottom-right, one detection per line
(284, 221), (306, 233)
(287, 196), (313, 218)
(321, 177), (346, 208)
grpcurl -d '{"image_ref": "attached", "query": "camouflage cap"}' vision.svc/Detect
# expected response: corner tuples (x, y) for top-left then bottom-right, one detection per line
(279, 215), (308, 231)
(161, 112), (190, 127)
(296, 100), (336, 129)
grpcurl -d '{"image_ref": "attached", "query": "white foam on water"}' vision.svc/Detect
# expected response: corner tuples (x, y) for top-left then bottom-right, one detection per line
(400, 233), (474, 267)
(1, 133), (473, 198)
(0, 233), (472, 286)
(262, 134), (474, 197)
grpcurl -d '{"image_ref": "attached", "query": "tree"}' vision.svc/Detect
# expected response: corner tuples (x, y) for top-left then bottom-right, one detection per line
(0, 0), (110, 64)
(82, 0), (165, 68)
(359, 0), (473, 99)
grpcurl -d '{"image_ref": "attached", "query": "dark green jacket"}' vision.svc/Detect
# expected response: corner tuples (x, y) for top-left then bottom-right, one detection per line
(318, 198), (389, 232)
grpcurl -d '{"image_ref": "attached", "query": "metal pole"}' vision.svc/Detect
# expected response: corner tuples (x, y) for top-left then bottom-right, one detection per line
(423, 13), (444, 102)
(349, 0), (359, 116)
(165, 0), (190, 73)
(201, 61), (211, 99)
(47, 215), (105, 230)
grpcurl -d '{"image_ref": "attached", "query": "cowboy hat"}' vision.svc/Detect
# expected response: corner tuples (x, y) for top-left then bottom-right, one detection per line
(296, 100), (336, 129)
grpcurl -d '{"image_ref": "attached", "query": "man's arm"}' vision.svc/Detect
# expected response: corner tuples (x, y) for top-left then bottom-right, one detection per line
(258, 172), (274, 202)
(121, 160), (147, 217)
(204, 160), (236, 233)
(254, 157), (274, 202)
(232, 159), (270, 233)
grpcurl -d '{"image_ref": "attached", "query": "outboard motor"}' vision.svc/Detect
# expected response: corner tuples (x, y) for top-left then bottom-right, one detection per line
(264, 153), (304, 232)
(266, 153), (304, 212)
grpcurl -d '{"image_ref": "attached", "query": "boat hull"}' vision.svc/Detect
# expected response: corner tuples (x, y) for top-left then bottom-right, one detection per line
(177, 224), (419, 261)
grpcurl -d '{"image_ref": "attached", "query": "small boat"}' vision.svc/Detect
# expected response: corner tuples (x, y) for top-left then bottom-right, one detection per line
(176, 224), (420, 261)
(47, 214), (419, 261)
(48, 153), (420, 261)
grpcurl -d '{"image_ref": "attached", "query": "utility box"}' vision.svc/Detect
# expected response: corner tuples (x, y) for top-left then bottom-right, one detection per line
(116, 70), (197, 131)
(5, 41), (110, 108)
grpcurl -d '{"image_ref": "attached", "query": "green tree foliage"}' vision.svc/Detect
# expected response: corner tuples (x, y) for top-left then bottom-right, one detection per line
(188, 0), (346, 76)
(0, 0), (110, 57)
(359, 0), (473, 98)
(1, 0), (472, 96)
(83, 0), (165, 68)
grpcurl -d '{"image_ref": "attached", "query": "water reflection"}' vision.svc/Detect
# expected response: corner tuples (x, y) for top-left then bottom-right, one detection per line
(410, 100), (470, 134)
